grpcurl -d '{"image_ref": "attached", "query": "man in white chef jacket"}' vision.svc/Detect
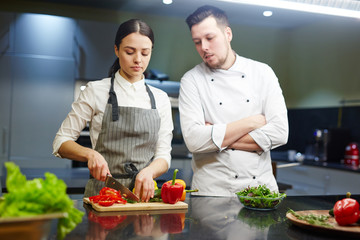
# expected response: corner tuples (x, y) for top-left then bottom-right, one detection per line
(179, 5), (288, 196)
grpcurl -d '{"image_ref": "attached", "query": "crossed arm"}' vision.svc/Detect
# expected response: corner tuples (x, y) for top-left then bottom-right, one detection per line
(206, 114), (266, 152)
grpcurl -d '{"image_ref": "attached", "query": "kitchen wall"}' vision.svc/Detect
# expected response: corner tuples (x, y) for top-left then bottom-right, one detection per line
(285, 18), (360, 108)
(2, 1), (360, 108)
(1, 2), (360, 170)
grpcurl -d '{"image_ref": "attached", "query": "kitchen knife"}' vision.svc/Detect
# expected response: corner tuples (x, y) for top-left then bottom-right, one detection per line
(105, 175), (140, 202)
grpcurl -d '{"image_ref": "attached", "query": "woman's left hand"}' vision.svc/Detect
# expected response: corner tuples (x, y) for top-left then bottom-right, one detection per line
(134, 167), (155, 202)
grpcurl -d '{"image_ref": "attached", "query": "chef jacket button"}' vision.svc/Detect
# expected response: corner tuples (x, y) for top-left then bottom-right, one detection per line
(253, 176), (256, 179)
(242, 75), (245, 78)
(219, 102), (222, 105)
(235, 175), (238, 179)
(231, 148), (235, 151)
(246, 99), (249, 102)
(211, 78), (214, 81)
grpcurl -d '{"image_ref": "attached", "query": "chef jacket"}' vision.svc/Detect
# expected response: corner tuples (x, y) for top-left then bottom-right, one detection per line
(53, 71), (173, 168)
(179, 54), (288, 196)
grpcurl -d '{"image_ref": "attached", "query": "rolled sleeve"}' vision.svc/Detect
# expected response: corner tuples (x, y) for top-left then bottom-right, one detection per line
(52, 135), (74, 158)
(211, 123), (227, 151)
(249, 128), (272, 152)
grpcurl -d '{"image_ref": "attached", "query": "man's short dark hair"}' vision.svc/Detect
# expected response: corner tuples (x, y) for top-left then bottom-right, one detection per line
(186, 5), (229, 30)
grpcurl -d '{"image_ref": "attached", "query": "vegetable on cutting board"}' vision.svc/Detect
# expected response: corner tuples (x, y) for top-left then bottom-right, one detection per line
(161, 169), (184, 204)
(89, 187), (127, 206)
(163, 178), (198, 201)
(332, 192), (360, 226)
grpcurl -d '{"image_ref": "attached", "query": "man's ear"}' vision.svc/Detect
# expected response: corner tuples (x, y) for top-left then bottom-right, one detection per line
(225, 27), (233, 42)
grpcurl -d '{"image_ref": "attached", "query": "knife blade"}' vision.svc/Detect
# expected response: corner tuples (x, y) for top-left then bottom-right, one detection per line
(105, 175), (140, 202)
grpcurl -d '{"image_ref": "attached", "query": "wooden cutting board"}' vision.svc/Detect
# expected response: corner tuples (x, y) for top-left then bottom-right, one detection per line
(286, 210), (360, 237)
(83, 198), (188, 212)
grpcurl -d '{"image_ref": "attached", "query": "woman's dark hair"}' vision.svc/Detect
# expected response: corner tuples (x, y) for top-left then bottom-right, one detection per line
(108, 19), (154, 77)
(186, 5), (229, 30)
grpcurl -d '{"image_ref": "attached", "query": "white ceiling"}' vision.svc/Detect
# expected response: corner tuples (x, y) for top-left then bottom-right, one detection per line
(33, 0), (360, 29)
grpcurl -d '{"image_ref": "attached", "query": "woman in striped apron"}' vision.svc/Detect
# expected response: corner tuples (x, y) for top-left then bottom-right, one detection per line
(53, 19), (173, 202)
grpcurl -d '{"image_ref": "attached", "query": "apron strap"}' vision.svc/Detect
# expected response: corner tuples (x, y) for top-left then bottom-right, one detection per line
(108, 77), (157, 121)
(145, 83), (157, 109)
(108, 74), (119, 121)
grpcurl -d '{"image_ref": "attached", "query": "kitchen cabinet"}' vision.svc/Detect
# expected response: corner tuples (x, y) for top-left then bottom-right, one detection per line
(276, 163), (360, 196)
(10, 57), (74, 168)
(0, 12), (14, 178)
(0, 12), (76, 169)
(0, 56), (12, 176)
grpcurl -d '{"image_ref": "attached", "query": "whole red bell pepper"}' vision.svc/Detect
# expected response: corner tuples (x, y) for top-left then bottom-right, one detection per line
(161, 169), (184, 204)
(333, 192), (360, 226)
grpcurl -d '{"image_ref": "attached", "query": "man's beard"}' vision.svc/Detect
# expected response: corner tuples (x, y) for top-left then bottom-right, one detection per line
(205, 56), (227, 70)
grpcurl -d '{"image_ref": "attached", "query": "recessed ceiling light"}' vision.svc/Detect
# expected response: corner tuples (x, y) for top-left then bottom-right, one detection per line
(263, 10), (273, 17)
(163, 0), (173, 4)
(217, 0), (360, 19)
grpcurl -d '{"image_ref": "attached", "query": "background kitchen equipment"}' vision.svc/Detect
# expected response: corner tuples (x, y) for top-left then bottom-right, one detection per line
(344, 142), (359, 167)
(305, 128), (351, 162)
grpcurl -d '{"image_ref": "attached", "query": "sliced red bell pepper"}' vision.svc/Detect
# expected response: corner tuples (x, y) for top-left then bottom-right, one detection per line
(98, 199), (115, 206)
(99, 187), (120, 196)
(89, 187), (126, 206)
(161, 169), (184, 204)
(333, 192), (360, 226)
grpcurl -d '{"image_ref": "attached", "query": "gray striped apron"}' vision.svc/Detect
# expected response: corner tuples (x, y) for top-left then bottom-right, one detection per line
(84, 75), (161, 197)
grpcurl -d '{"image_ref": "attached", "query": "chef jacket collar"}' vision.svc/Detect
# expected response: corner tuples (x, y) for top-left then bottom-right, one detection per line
(228, 54), (241, 71)
(211, 53), (246, 75)
(115, 71), (146, 91)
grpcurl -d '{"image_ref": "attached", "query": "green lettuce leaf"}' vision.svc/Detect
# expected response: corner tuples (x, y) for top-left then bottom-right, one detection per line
(0, 162), (84, 239)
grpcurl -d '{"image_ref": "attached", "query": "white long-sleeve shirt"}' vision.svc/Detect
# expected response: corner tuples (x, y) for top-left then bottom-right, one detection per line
(53, 72), (173, 168)
(179, 54), (288, 196)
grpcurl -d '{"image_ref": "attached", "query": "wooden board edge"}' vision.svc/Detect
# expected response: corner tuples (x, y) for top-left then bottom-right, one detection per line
(286, 210), (360, 237)
(83, 197), (188, 212)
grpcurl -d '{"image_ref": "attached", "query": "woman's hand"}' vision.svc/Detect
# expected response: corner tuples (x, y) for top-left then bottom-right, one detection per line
(58, 140), (110, 181)
(134, 167), (155, 202)
(87, 149), (111, 182)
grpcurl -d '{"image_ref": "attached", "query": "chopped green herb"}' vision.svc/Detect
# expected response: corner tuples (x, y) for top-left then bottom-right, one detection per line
(287, 209), (333, 228)
(124, 198), (138, 204)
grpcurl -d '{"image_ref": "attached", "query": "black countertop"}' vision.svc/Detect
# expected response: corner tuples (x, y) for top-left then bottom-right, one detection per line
(59, 194), (359, 240)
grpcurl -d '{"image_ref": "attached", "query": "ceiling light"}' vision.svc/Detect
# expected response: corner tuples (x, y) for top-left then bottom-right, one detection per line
(216, 0), (360, 19)
(163, 0), (173, 4)
(263, 10), (273, 17)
